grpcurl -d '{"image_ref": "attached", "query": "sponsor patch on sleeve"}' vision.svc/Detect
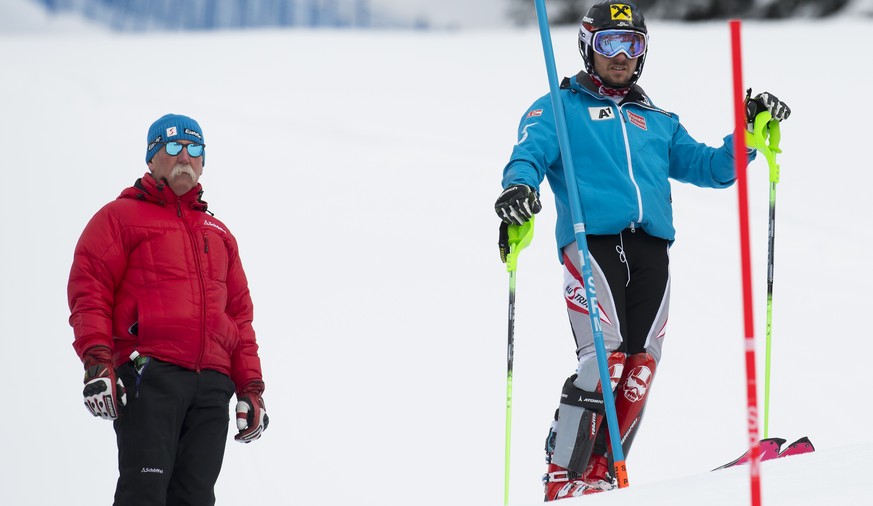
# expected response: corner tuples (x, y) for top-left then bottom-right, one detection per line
(527, 109), (543, 118)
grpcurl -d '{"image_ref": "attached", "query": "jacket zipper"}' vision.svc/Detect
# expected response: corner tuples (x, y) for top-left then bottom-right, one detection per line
(177, 199), (208, 372)
(577, 84), (648, 227)
(617, 104), (644, 224)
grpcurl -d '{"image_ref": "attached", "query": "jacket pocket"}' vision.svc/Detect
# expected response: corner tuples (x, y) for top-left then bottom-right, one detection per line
(202, 231), (229, 282)
(130, 354), (151, 399)
(217, 313), (241, 355)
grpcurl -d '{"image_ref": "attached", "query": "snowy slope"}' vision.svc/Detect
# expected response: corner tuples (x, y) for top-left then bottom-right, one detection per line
(1, 5), (872, 506)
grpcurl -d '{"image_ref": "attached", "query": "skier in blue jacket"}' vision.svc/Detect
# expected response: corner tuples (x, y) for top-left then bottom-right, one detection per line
(494, 1), (790, 500)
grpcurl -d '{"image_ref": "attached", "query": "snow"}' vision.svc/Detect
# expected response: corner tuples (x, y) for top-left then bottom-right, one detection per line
(1, 3), (872, 506)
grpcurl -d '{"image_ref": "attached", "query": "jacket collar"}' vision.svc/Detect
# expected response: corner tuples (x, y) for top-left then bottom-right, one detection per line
(119, 172), (208, 212)
(562, 71), (654, 108)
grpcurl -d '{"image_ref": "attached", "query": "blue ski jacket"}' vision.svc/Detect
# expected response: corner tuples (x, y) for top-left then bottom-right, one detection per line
(502, 72), (753, 261)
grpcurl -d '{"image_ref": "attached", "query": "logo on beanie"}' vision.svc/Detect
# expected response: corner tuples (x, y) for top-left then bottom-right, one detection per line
(166, 126), (177, 137)
(184, 128), (202, 140)
(147, 136), (162, 152)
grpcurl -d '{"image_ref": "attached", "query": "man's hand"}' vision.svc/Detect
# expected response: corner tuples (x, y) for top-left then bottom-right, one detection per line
(82, 346), (126, 420)
(495, 184), (541, 226)
(745, 89), (790, 131)
(235, 381), (269, 443)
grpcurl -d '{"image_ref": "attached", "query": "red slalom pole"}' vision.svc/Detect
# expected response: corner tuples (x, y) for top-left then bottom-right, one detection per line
(729, 19), (762, 506)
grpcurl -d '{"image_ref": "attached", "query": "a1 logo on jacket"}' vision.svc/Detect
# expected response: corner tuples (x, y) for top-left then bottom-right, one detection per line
(589, 106), (615, 121)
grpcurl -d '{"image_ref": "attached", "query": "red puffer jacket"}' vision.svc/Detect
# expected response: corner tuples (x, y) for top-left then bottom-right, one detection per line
(68, 173), (262, 391)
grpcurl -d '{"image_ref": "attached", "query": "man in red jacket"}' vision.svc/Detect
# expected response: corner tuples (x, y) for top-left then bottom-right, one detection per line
(68, 113), (268, 505)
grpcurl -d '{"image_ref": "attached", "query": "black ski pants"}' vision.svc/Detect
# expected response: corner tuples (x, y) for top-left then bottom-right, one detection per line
(563, 227), (670, 363)
(113, 358), (236, 506)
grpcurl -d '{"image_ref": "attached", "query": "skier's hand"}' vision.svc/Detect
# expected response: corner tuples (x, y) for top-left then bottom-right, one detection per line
(82, 346), (126, 420)
(744, 89), (790, 132)
(495, 184), (541, 226)
(235, 381), (269, 443)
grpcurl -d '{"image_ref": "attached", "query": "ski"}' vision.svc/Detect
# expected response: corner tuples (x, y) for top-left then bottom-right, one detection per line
(713, 436), (815, 471)
(775, 436), (815, 459)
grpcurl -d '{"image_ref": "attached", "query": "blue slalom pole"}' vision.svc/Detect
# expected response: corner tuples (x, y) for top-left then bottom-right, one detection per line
(532, 0), (629, 487)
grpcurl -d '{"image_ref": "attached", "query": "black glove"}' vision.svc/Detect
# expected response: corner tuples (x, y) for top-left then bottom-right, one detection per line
(745, 89), (790, 131)
(495, 184), (541, 226)
(235, 380), (269, 443)
(82, 346), (126, 420)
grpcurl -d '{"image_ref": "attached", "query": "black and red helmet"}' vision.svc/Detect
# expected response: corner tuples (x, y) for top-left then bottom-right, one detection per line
(578, 2), (649, 86)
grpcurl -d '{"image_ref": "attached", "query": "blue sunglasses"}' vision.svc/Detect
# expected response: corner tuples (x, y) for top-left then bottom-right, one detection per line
(160, 141), (205, 158)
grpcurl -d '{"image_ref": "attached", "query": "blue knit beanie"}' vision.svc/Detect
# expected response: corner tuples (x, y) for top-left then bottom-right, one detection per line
(145, 114), (205, 165)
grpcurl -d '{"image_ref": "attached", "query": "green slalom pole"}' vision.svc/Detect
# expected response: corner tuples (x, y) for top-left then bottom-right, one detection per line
(503, 217), (535, 506)
(750, 112), (781, 438)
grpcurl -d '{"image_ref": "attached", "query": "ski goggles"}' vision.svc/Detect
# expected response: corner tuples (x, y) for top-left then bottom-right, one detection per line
(160, 141), (205, 158)
(592, 29), (647, 59)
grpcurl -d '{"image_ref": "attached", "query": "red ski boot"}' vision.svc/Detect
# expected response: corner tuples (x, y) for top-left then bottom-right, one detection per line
(543, 456), (616, 501)
(544, 463), (588, 501)
(579, 455), (616, 495)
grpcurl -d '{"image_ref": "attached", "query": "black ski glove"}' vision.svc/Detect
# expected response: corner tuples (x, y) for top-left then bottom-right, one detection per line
(745, 89), (790, 132)
(495, 184), (541, 226)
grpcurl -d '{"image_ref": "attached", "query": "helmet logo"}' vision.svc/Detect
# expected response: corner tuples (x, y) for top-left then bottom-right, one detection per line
(610, 4), (632, 21)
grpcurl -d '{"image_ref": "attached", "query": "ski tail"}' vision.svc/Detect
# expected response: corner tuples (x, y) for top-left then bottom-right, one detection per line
(712, 437), (785, 471)
(777, 436), (815, 458)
